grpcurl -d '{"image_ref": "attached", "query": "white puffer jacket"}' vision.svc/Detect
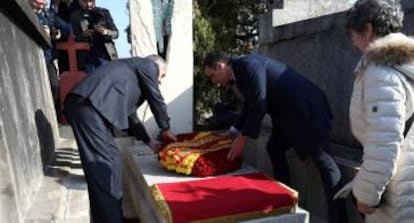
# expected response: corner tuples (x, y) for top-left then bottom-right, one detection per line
(349, 33), (414, 223)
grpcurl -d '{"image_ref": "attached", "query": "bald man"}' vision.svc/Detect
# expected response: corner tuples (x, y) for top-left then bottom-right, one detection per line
(65, 55), (176, 223)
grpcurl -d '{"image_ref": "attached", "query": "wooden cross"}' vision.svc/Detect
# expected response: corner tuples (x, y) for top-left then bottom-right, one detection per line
(56, 34), (90, 71)
(56, 34), (90, 124)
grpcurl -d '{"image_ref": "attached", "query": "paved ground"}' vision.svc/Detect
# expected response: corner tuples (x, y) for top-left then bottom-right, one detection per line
(25, 126), (89, 223)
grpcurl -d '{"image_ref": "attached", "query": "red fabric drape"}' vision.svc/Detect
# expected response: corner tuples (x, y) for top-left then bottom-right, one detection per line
(151, 173), (298, 223)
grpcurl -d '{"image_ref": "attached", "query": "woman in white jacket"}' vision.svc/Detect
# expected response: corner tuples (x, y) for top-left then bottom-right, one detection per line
(345, 0), (414, 222)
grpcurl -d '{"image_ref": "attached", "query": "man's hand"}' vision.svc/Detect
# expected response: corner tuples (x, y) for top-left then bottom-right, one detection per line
(220, 126), (240, 138)
(50, 28), (61, 40)
(227, 135), (247, 161)
(356, 200), (376, 215)
(162, 129), (177, 142)
(94, 26), (108, 35)
(83, 29), (94, 38)
(146, 139), (160, 153)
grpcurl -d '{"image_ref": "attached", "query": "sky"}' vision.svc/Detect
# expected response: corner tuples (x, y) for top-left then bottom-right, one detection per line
(97, 0), (131, 58)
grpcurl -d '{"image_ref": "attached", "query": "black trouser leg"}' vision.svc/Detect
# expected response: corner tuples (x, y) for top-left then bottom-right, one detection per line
(309, 146), (347, 223)
(266, 131), (291, 185)
(46, 62), (60, 119)
(64, 95), (123, 223)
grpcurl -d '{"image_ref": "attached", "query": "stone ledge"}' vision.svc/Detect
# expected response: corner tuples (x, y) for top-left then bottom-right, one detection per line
(259, 1), (414, 46)
(0, 0), (50, 48)
(259, 11), (346, 45)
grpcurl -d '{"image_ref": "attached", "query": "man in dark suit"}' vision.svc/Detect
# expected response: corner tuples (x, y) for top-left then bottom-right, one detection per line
(50, 0), (81, 23)
(64, 55), (176, 223)
(70, 0), (118, 73)
(203, 53), (344, 223)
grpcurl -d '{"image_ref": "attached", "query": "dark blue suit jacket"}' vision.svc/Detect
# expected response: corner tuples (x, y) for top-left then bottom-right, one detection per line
(37, 9), (71, 63)
(69, 57), (170, 142)
(232, 54), (333, 152)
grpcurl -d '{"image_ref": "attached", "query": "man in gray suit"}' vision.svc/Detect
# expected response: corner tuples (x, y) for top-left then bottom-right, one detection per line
(64, 55), (176, 223)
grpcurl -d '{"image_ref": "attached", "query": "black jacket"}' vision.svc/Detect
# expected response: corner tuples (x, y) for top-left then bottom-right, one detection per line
(232, 54), (333, 152)
(71, 7), (118, 66)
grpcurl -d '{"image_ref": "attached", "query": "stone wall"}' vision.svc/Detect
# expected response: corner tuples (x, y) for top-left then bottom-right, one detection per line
(129, 0), (157, 56)
(260, 12), (360, 149)
(0, 1), (59, 222)
(259, 0), (414, 150)
(271, 0), (352, 27)
(129, 0), (193, 136)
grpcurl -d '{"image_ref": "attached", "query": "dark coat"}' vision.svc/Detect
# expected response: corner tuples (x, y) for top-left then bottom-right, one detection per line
(232, 54), (333, 153)
(71, 7), (118, 67)
(36, 8), (71, 63)
(68, 57), (170, 142)
(51, 0), (81, 23)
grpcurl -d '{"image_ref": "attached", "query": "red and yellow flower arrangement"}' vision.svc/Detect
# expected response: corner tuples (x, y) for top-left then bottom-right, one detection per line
(158, 132), (242, 176)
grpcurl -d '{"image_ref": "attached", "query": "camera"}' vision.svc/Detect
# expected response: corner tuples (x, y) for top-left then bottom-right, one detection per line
(80, 8), (106, 32)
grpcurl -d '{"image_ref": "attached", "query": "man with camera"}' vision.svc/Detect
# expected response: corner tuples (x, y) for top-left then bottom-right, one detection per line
(70, 0), (118, 73)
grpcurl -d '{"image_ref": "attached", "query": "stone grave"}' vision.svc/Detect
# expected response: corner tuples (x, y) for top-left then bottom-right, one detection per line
(116, 137), (309, 223)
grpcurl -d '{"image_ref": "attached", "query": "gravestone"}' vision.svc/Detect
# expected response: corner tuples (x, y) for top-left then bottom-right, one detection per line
(129, 0), (193, 136)
(117, 137), (310, 223)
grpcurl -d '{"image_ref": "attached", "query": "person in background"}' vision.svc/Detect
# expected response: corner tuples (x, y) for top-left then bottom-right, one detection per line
(50, 0), (80, 23)
(339, 0), (414, 222)
(30, 0), (71, 119)
(70, 0), (118, 73)
(203, 52), (345, 223)
(64, 55), (177, 223)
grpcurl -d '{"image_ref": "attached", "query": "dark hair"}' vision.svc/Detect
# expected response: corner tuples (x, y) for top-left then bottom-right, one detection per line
(203, 52), (231, 69)
(346, 0), (403, 36)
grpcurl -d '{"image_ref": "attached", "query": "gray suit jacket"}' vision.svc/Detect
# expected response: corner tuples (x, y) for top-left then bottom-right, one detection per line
(69, 57), (170, 142)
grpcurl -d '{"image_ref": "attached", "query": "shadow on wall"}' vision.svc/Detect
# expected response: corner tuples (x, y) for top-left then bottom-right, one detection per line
(35, 109), (55, 172)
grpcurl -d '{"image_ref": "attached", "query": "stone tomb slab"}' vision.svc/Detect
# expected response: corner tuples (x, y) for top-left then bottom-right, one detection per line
(118, 138), (309, 223)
